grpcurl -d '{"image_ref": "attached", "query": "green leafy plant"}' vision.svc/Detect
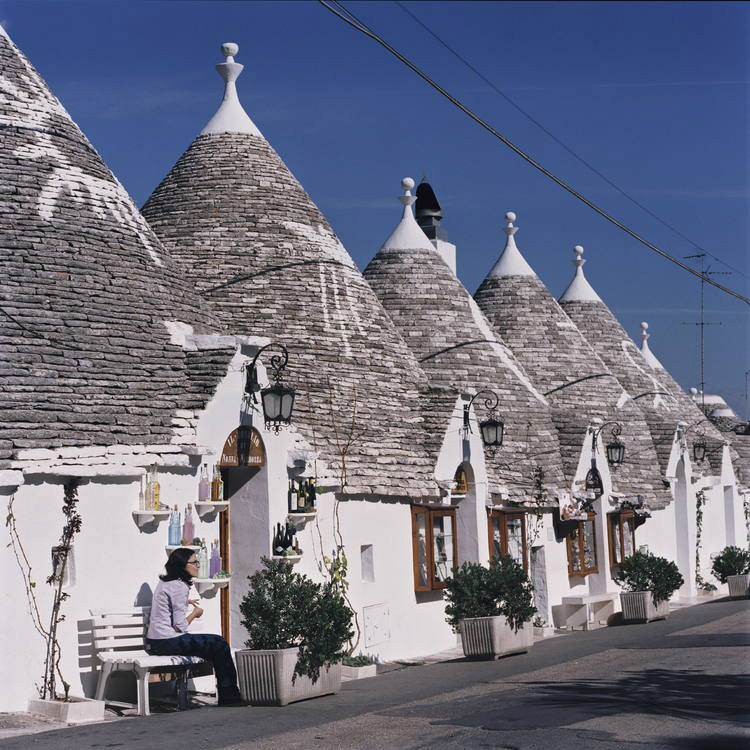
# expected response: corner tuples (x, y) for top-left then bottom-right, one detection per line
(444, 556), (536, 633)
(613, 551), (684, 606)
(239, 557), (353, 683)
(711, 546), (750, 583)
(341, 654), (375, 667)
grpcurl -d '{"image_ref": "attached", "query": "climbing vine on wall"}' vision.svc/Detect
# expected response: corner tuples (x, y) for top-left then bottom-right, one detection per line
(694, 489), (715, 591)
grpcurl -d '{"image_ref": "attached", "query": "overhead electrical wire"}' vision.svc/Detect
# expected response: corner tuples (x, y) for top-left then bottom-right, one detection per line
(318, 0), (750, 306)
(394, 0), (748, 281)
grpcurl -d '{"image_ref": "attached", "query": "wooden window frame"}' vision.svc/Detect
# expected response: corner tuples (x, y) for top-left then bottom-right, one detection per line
(607, 510), (636, 571)
(487, 510), (528, 573)
(411, 505), (458, 591)
(566, 513), (598, 576)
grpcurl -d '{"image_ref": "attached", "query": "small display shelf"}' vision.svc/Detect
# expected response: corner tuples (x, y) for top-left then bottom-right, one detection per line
(271, 554), (302, 564)
(195, 501), (229, 519)
(132, 509), (171, 528)
(165, 545), (201, 555)
(192, 577), (231, 596)
(287, 512), (316, 529)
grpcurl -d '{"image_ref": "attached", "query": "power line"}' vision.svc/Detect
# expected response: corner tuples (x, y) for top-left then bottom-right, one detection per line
(319, 0), (750, 306)
(393, 0), (748, 281)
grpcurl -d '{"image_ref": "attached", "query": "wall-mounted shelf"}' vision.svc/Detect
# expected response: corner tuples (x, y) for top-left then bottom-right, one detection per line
(271, 554), (302, 564)
(287, 512), (316, 529)
(195, 501), (229, 519)
(132, 509), (171, 528)
(193, 577), (231, 597)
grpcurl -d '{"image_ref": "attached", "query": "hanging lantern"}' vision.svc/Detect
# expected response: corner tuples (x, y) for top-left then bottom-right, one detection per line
(692, 436), (707, 463)
(606, 436), (625, 467)
(479, 416), (504, 450)
(261, 382), (295, 432)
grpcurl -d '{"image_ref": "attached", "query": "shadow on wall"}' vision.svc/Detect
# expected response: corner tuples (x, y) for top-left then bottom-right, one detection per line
(77, 582), (154, 701)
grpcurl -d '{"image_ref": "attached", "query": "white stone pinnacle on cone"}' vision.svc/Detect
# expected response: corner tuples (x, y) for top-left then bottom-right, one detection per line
(200, 42), (263, 137)
(380, 177), (438, 253)
(559, 245), (603, 303)
(487, 211), (537, 278)
(639, 321), (664, 370)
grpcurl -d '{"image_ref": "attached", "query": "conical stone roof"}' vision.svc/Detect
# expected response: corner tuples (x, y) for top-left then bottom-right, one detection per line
(558, 247), (726, 476)
(0, 28), (229, 466)
(363, 179), (565, 502)
(475, 215), (670, 508)
(142, 44), (435, 499)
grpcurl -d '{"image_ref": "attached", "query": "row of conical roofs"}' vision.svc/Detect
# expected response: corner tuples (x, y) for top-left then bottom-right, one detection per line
(1, 34), (745, 502)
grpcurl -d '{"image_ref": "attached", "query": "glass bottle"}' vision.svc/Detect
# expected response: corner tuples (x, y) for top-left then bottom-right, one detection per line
(297, 480), (306, 511)
(198, 540), (209, 579)
(168, 505), (181, 546)
(182, 503), (195, 546)
(150, 465), (161, 511)
(307, 478), (316, 510)
(138, 474), (147, 511)
(211, 465), (224, 502)
(209, 539), (221, 578)
(198, 464), (211, 503)
(289, 480), (298, 513)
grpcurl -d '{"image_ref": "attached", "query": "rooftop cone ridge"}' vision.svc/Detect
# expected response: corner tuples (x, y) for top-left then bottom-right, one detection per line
(487, 212), (536, 278)
(364, 178), (566, 502)
(474, 216), (669, 508)
(558, 248), (728, 476)
(380, 178), (439, 254)
(0, 27), (228, 464)
(639, 321), (664, 370)
(142, 64), (436, 499)
(200, 42), (262, 136)
(559, 245), (603, 303)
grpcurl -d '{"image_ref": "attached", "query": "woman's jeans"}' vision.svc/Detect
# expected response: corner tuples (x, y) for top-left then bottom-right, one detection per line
(147, 634), (240, 700)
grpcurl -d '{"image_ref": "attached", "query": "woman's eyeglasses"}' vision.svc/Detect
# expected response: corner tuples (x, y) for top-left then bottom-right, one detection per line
(187, 560), (199, 566)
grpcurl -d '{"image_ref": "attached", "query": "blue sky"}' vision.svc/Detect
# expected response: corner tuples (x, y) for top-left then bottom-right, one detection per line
(3, 0), (749, 415)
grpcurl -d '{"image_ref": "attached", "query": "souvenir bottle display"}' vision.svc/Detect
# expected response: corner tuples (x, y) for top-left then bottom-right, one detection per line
(198, 464), (211, 502)
(209, 539), (221, 578)
(198, 541), (209, 579)
(182, 503), (195, 546)
(272, 522), (296, 556)
(168, 505), (181, 546)
(211, 465), (224, 501)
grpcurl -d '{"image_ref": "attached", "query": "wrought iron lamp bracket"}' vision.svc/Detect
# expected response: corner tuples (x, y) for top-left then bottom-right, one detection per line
(463, 389), (500, 433)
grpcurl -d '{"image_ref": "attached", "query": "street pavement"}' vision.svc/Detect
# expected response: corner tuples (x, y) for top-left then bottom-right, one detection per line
(2, 597), (748, 750)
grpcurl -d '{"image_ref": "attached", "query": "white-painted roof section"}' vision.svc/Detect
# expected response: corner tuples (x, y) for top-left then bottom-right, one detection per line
(710, 406), (737, 418)
(200, 42), (263, 137)
(639, 321), (664, 370)
(559, 246), (603, 303)
(488, 212), (537, 278)
(380, 177), (440, 253)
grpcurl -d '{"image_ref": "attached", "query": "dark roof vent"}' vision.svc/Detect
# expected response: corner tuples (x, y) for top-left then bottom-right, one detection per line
(415, 181), (448, 241)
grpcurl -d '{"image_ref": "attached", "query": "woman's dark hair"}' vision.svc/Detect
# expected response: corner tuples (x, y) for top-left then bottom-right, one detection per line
(160, 547), (195, 584)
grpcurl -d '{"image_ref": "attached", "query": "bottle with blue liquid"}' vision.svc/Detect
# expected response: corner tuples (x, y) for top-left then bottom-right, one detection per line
(168, 505), (181, 546)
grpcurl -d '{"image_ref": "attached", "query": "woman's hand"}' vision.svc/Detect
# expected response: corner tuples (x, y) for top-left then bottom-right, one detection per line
(188, 599), (200, 606)
(186, 604), (204, 624)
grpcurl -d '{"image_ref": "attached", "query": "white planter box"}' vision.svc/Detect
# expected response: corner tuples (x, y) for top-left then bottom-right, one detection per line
(236, 647), (341, 706)
(459, 616), (533, 659)
(620, 591), (670, 623)
(727, 574), (750, 599)
(341, 664), (377, 682)
(28, 696), (105, 725)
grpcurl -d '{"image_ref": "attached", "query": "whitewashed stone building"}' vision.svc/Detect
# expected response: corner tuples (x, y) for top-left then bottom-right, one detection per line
(0, 32), (747, 713)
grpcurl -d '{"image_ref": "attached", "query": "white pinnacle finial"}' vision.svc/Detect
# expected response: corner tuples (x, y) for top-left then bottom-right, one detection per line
(690, 387), (699, 395)
(379, 176), (439, 253)
(641, 321), (649, 342)
(559, 245), (602, 303)
(200, 41), (262, 136)
(487, 210), (535, 278)
(639, 320), (663, 369)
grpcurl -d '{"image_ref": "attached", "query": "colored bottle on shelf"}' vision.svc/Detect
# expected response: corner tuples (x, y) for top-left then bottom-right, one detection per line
(198, 541), (209, 579)
(138, 475), (147, 511)
(297, 480), (306, 511)
(182, 503), (195, 546)
(168, 505), (181, 546)
(209, 539), (221, 578)
(198, 464), (211, 503)
(211, 465), (224, 502)
(288, 480), (298, 513)
(307, 478), (316, 510)
(150, 465), (161, 511)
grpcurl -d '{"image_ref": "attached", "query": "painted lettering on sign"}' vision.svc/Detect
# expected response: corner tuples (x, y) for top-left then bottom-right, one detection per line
(219, 427), (266, 467)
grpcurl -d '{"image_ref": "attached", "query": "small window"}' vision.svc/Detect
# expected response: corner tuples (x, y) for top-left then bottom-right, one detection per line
(411, 506), (458, 591)
(608, 511), (635, 570)
(452, 466), (468, 496)
(566, 514), (598, 576)
(360, 544), (375, 583)
(488, 511), (528, 572)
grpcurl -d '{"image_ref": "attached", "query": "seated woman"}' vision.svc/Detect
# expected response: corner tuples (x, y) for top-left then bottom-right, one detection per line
(146, 547), (246, 707)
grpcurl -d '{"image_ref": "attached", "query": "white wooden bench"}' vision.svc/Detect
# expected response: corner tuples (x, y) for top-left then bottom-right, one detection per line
(560, 593), (618, 630)
(90, 607), (207, 716)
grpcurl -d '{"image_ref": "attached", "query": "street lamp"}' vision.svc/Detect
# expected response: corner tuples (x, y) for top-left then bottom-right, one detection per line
(464, 390), (504, 453)
(245, 343), (295, 433)
(680, 420), (708, 463)
(591, 420), (625, 468)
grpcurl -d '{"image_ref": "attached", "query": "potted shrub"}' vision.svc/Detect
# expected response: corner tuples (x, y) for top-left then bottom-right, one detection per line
(614, 551), (684, 623)
(711, 546), (750, 598)
(340, 654), (377, 682)
(444, 556), (536, 660)
(236, 557), (353, 705)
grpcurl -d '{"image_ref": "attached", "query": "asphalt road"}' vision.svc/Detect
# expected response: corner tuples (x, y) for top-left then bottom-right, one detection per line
(3, 597), (748, 750)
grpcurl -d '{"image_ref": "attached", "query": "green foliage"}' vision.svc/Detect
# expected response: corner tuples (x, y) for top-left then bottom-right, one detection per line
(341, 654), (375, 667)
(444, 556), (536, 633)
(613, 551), (684, 606)
(239, 557), (354, 683)
(711, 546), (750, 583)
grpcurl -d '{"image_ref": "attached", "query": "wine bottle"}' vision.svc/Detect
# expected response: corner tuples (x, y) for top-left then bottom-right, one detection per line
(290, 480), (298, 513)
(307, 478), (316, 510)
(297, 481), (306, 511)
(287, 480), (294, 513)
(198, 464), (211, 502)
(182, 503), (195, 546)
